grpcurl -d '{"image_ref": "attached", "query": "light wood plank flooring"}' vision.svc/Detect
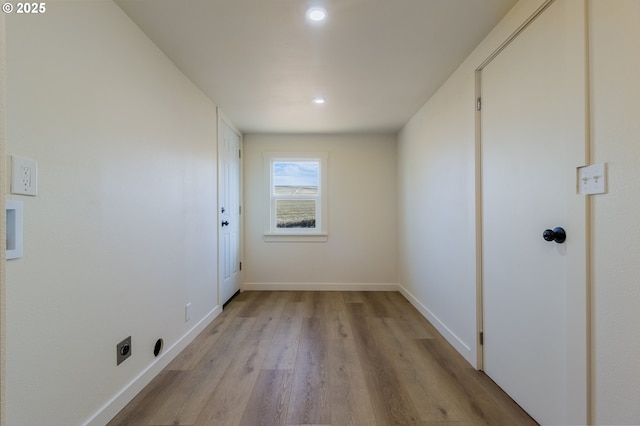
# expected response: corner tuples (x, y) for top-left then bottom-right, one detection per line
(108, 291), (537, 425)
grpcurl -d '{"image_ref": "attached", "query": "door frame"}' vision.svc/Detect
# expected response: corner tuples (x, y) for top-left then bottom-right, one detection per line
(473, 0), (591, 423)
(217, 109), (243, 305)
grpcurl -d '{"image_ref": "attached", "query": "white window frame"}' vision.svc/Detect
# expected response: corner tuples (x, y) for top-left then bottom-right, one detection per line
(263, 151), (328, 242)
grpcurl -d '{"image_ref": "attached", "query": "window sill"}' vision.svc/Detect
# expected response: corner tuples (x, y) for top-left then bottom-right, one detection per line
(264, 233), (328, 242)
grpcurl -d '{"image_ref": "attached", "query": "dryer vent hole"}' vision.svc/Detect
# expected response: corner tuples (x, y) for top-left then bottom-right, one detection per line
(154, 338), (164, 357)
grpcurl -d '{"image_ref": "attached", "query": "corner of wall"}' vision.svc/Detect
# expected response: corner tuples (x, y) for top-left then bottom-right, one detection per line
(398, 284), (475, 367)
(1, 12), (7, 426)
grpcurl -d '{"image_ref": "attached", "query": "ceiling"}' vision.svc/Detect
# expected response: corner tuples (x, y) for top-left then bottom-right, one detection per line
(115, 0), (517, 134)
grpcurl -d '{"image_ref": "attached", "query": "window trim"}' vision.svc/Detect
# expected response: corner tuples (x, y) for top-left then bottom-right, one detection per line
(263, 151), (328, 242)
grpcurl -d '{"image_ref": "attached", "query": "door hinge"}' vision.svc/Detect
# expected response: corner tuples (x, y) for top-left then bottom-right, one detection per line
(239, 261), (242, 271)
(479, 331), (484, 345)
(239, 205), (242, 214)
(476, 97), (482, 111)
(239, 150), (242, 159)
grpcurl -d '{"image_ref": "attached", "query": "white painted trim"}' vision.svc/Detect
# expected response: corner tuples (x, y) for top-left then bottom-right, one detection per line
(83, 305), (222, 426)
(217, 108), (243, 306)
(242, 282), (400, 292)
(262, 151), (329, 237)
(398, 285), (473, 359)
(263, 234), (328, 243)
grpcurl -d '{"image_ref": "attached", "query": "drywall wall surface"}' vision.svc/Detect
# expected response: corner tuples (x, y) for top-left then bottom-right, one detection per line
(5, 2), (218, 424)
(589, 1), (640, 423)
(1, 12), (7, 426)
(397, 75), (478, 363)
(397, 0), (547, 366)
(243, 134), (397, 288)
(399, 0), (640, 419)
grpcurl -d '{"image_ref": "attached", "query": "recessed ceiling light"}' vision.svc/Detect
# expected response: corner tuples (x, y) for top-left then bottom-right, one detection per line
(306, 7), (327, 22)
(312, 97), (326, 105)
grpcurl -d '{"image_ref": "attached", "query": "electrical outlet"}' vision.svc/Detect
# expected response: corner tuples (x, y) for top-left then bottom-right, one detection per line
(22, 166), (31, 186)
(11, 156), (38, 196)
(116, 336), (132, 366)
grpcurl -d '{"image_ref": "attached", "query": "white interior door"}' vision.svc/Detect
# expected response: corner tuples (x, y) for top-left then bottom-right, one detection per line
(218, 115), (241, 305)
(481, 1), (587, 424)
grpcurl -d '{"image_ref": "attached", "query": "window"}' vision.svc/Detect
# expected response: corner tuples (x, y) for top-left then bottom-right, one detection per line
(264, 152), (328, 241)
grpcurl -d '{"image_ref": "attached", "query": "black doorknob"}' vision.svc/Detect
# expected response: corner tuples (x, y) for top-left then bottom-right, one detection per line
(221, 221), (229, 227)
(543, 227), (566, 244)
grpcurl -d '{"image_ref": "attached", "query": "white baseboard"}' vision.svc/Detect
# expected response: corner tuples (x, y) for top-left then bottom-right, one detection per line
(84, 305), (223, 426)
(242, 282), (400, 291)
(398, 285), (474, 363)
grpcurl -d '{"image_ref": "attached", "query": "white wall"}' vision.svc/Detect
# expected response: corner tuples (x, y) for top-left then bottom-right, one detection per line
(243, 134), (397, 289)
(4, 1), (638, 425)
(398, 0), (549, 366)
(397, 67), (478, 362)
(5, 2), (219, 425)
(398, 0), (640, 423)
(1, 12), (7, 426)
(589, 1), (640, 423)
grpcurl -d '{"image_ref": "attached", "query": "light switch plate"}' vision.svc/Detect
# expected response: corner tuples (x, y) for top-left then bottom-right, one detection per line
(11, 156), (38, 196)
(577, 163), (607, 195)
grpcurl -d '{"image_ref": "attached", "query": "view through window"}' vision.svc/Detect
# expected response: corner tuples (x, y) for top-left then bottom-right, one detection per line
(273, 161), (319, 228)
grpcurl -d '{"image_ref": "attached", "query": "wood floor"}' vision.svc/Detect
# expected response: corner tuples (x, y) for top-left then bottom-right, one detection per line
(108, 291), (537, 426)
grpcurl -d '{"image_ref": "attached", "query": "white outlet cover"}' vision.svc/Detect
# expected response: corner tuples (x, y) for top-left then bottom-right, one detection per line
(577, 162), (607, 195)
(11, 156), (38, 196)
